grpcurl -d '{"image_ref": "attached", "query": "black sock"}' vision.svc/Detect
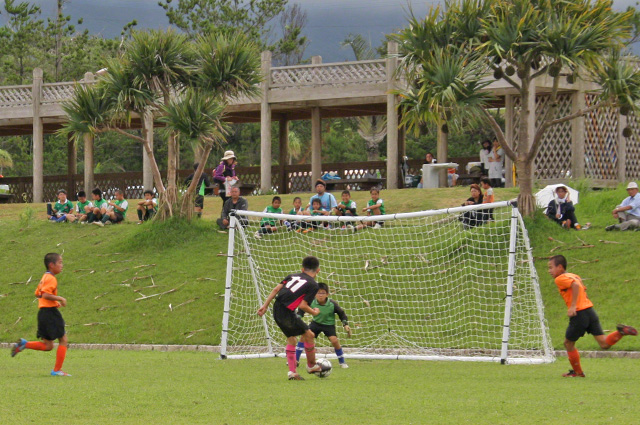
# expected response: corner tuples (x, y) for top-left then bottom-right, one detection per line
(137, 209), (143, 220)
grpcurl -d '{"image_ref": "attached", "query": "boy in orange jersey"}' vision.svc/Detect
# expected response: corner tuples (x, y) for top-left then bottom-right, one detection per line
(548, 255), (637, 377)
(11, 253), (71, 376)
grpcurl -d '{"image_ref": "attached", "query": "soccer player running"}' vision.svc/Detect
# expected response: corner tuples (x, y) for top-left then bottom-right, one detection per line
(296, 282), (352, 368)
(548, 255), (637, 377)
(258, 256), (323, 380)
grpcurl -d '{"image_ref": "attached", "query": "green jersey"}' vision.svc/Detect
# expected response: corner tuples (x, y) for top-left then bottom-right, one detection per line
(54, 199), (73, 215)
(367, 198), (385, 215)
(260, 206), (282, 226)
(93, 198), (107, 210)
(199, 180), (206, 196)
(114, 199), (129, 218)
(289, 207), (304, 215)
(299, 298), (349, 327)
(75, 200), (93, 214)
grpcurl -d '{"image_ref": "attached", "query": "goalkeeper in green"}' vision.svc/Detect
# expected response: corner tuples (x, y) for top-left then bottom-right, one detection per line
(296, 282), (351, 368)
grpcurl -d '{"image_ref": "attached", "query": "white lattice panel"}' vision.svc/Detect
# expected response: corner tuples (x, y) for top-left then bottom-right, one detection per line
(625, 112), (640, 180)
(584, 93), (619, 180)
(42, 82), (80, 105)
(270, 60), (386, 89)
(0, 85), (32, 108)
(509, 93), (573, 179)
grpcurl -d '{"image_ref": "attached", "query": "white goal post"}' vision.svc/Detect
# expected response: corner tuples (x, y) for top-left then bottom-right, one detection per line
(220, 201), (554, 364)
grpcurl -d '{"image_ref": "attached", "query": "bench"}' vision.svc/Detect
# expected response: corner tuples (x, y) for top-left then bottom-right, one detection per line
(0, 193), (13, 204)
(205, 183), (257, 197)
(324, 178), (385, 192)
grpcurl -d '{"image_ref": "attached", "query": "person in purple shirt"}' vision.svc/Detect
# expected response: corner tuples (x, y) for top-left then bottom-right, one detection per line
(213, 150), (238, 207)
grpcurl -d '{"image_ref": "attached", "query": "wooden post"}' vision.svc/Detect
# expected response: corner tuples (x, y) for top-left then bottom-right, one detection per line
(311, 55), (323, 190)
(260, 50), (272, 193)
(386, 42), (399, 189)
(571, 88), (586, 180)
(278, 116), (289, 194)
(67, 134), (77, 198)
(83, 72), (95, 195)
(504, 94), (514, 187)
(143, 111), (154, 191)
(618, 112), (627, 183)
(32, 68), (43, 203)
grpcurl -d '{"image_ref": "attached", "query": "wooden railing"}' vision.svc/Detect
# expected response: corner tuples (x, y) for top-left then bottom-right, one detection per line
(0, 157), (479, 203)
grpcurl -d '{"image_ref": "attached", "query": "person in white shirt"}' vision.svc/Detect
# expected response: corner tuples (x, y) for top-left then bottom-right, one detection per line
(487, 138), (504, 188)
(479, 139), (492, 176)
(607, 181), (640, 231)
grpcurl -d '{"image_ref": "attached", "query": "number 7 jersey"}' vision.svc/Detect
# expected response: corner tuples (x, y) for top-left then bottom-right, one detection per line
(275, 272), (319, 311)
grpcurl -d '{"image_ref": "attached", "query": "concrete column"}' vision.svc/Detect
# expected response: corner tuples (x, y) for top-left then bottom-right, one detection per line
(278, 116), (289, 193)
(83, 133), (94, 194)
(143, 111), (154, 191)
(67, 135), (77, 198)
(398, 122), (406, 187)
(386, 42), (399, 189)
(311, 55), (323, 190)
(571, 87), (586, 179)
(436, 123), (448, 187)
(504, 94), (514, 187)
(32, 68), (43, 203)
(260, 50), (272, 193)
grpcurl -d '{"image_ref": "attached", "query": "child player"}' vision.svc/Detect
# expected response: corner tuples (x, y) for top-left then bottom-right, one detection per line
(136, 190), (157, 224)
(548, 255), (637, 377)
(257, 256), (323, 380)
(254, 196), (283, 239)
(47, 189), (74, 222)
(66, 191), (92, 223)
(334, 190), (357, 216)
(356, 188), (385, 231)
(296, 282), (352, 368)
(11, 253), (71, 376)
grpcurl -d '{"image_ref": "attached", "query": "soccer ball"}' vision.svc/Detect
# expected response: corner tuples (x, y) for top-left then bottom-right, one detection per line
(315, 358), (332, 378)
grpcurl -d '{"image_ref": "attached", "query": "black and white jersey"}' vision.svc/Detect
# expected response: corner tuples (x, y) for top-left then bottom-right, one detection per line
(275, 272), (319, 311)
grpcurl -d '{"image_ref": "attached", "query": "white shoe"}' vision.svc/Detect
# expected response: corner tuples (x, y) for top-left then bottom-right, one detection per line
(340, 363), (349, 369)
(373, 223), (382, 229)
(92, 221), (104, 227)
(306, 364), (322, 374)
(346, 224), (355, 232)
(254, 231), (262, 239)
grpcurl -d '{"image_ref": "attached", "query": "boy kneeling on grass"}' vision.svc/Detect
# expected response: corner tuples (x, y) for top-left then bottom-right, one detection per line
(296, 282), (351, 368)
(548, 255), (637, 377)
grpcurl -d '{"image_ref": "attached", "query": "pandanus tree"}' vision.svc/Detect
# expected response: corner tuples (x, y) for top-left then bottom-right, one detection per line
(396, 0), (640, 216)
(61, 29), (261, 220)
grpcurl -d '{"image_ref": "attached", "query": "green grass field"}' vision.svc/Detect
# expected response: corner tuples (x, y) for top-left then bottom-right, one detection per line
(1, 184), (640, 424)
(2, 352), (639, 424)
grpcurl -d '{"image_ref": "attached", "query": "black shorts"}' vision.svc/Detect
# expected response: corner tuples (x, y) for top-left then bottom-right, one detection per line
(195, 195), (204, 209)
(309, 321), (337, 338)
(112, 212), (125, 223)
(273, 301), (308, 337)
(565, 307), (604, 341)
(37, 307), (65, 341)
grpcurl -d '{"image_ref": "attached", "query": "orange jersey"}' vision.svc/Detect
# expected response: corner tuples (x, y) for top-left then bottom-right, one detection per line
(554, 273), (593, 311)
(35, 272), (59, 308)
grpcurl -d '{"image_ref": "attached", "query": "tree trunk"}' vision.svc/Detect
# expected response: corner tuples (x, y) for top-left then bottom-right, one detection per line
(515, 157), (536, 216)
(141, 119), (165, 195)
(180, 143), (213, 220)
(158, 132), (178, 220)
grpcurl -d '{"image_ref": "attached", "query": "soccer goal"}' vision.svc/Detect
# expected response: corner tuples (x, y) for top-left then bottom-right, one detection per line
(220, 201), (554, 364)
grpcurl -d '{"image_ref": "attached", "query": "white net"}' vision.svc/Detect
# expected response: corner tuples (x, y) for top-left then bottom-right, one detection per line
(221, 202), (554, 364)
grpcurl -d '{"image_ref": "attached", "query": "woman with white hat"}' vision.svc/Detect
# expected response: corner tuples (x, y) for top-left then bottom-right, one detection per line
(213, 150), (238, 207)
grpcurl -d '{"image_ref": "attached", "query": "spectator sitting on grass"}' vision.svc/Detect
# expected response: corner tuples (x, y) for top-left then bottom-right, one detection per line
(47, 189), (73, 223)
(334, 190), (357, 217)
(254, 196), (282, 239)
(136, 190), (157, 224)
(218, 186), (248, 231)
(308, 179), (337, 213)
(93, 189), (128, 227)
(285, 196), (308, 232)
(546, 186), (584, 230)
(607, 181), (640, 231)
(87, 188), (107, 223)
(459, 184), (485, 229)
(355, 188), (386, 231)
(66, 191), (92, 223)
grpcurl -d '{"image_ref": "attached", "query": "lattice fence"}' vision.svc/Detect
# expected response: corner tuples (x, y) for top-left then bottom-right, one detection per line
(270, 60), (386, 90)
(42, 82), (79, 105)
(584, 93), (619, 181)
(510, 94), (573, 180)
(0, 85), (32, 108)
(625, 112), (640, 180)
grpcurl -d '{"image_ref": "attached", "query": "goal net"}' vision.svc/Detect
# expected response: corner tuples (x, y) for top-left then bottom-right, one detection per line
(221, 201), (554, 364)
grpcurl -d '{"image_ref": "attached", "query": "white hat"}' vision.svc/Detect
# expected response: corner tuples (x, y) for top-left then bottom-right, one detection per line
(221, 150), (236, 161)
(627, 181), (639, 189)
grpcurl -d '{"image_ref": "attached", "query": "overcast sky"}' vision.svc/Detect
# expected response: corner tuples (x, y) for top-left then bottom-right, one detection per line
(2, 0), (638, 62)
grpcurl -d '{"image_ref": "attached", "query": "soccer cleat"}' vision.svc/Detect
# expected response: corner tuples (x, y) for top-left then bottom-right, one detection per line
(605, 224), (616, 231)
(51, 370), (72, 377)
(253, 231), (262, 239)
(92, 221), (104, 227)
(340, 363), (349, 369)
(288, 372), (304, 380)
(11, 338), (27, 357)
(104, 220), (112, 225)
(373, 223), (382, 229)
(562, 369), (585, 378)
(617, 324), (638, 336)
(306, 364), (322, 374)
(346, 224), (355, 232)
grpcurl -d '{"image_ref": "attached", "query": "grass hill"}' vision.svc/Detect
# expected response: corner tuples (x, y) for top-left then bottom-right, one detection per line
(0, 184), (638, 352)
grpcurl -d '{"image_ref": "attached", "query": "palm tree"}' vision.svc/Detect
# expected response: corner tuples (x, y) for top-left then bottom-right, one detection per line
(396, 0), (640, 216)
